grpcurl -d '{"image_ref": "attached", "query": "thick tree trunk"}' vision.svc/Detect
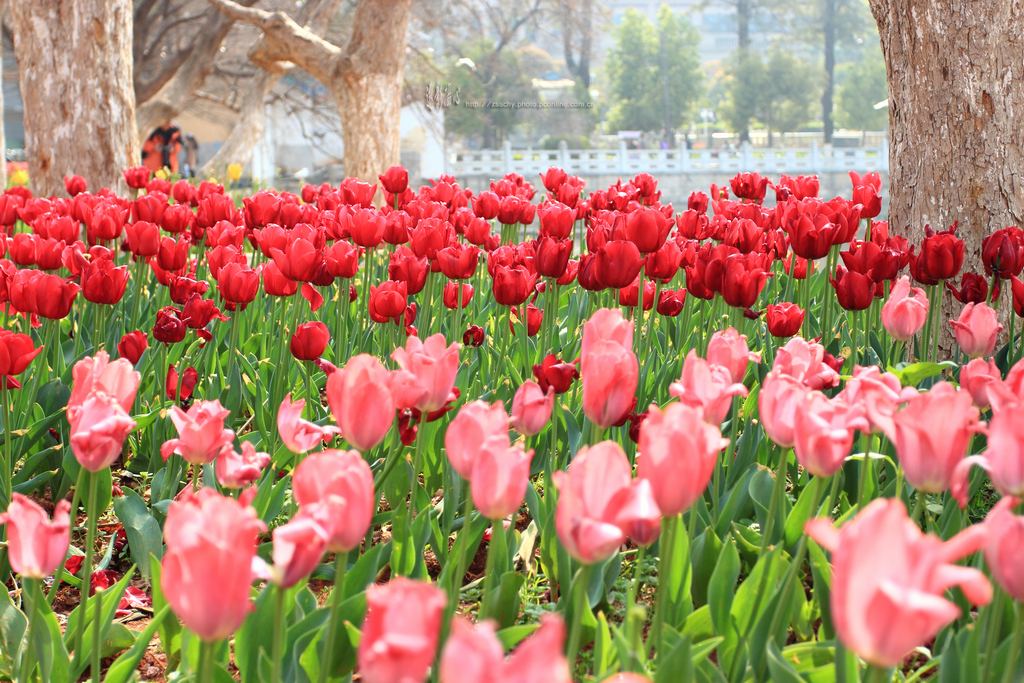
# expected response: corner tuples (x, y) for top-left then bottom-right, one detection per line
(0, 4), (7, 190)
(332, 0), (411, 180)
(869, 0), (1024, 263)
(8, 1), (137, 196)
(208, 0), (411, 182)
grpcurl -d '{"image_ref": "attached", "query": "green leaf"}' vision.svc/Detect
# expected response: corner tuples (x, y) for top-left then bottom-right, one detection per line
(496, 623), (540, 650)
(27, 580), (70, 683)
(490, 571), (526, 629)
(766, 639), (806, 682)
(236, 586), (276, 682)
(104, 605), (171, 683)
(0, 586), (27, 671)
(655, 627), (694, 683)
(113, 488), (164, 578)
(708, 534), (740, 635)
(69, 568), (136, 678)
(890, 360), (957, 387)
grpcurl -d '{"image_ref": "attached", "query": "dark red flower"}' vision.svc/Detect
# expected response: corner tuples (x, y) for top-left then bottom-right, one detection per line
(946, 272), (990, 304)
(463, 325), (485, 347)
(532, 354), (578, 394)
(123, 166), (151, 190)
(80, 258), (129, 305)
(492, 264), (534, 306)
(766, 302), (805, 337)
(117, 330), (148, 365)
(379, 165), (409, 195)
(290, 321), (330, 361)
(910, 223), (965, 284)
(830, 267), (875, 311)
(153, 306), (187, 344)
(535, 236), (572, 278)
(981, 226), (1024, 279)
(656, 288), (686, 317)
(368, 280), (408, 324)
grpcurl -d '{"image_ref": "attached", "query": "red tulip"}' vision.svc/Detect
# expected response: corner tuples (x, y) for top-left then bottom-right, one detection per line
(805, 499), (990, 668)
(982, 227), (1024, 279)
(161, 489), (265, 641)
(388, 246), (428, 294)
(596, 240), (643, 290)
(656, 288), (686, 317)
(166, 365), (199, 402)
(369, 280), (408, 324)
(349, 208), (386, 249)
(379, 165), (409, 195)
(123, 166), (151, 189)
(910, 223), (965, 284)
(216, 262), (260, 311)
(830, 267), (875, 311)
(946, 272), (990, 304)
(0, 330), (41, 388)
(124, 220), (160, 257)
(492, 264), (534, 306)
(535, 236), (572, 278)
(537, 201), (575, 239)
(443, 281), (474, 309)
(64, 175), (87, 196)
(730, 172), (768, 202)
(290, 321), (330, 361)
(766, 302), (804, 337)
(153, 306), (188, 344)
(116, 331), (148, 365)
(0, 494), (71, 578)
(81, 257), (129, 305)
(463, 325), (484, 347)
(269, 225), (324, 282)
(849, 170), (882, 219)
(624, 206), (671, 253)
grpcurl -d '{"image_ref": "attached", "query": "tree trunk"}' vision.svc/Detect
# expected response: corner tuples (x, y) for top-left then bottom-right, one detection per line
(869, 0), (1024, 264)
(821, 0), (836, 143)
(0, 3), (7, 189)
(332, 0), (411, 180)
(208, 0), (411, 182)
(200, 72), (278, 178)
(8, 1), (137, 196)
(736, 0), (751, 50)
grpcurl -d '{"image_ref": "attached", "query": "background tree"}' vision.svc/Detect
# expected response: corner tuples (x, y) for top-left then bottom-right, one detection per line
(209, 0), (412, 181)
(756, 49), (817, 145)
(606, 7), (703, 138)
(869, 0), (1023, 274)
(8, 1), (138, 196)
(835, 42), (887, 133)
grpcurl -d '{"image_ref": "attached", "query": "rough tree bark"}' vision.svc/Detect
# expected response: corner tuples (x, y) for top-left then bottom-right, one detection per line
(208, 0), (413, 182)
(869, 0), (1024, 266)
(8, 1), (138, 196)
(199, 71), (277, 177)
(0, 3), (7, 189)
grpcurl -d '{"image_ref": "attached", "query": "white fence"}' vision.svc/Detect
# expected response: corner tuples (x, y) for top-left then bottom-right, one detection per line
(450, 141), (889, 178)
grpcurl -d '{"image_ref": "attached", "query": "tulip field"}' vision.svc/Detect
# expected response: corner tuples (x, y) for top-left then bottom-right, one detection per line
(1, 165), (1023, 683)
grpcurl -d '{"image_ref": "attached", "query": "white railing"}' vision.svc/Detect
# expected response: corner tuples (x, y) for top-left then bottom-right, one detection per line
(450, 141), (889, 177)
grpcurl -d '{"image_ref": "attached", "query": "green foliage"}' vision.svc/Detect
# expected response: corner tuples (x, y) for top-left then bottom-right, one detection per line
(442, 40), (538, 146)
(605, 7), (704, 134)
(722, 48), (818, 139)
(835, 43), (888, 130)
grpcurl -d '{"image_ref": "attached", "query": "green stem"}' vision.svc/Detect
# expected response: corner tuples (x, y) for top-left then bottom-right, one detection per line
(74, 470), (100, 664)
(1001, 602), (1023, 683)
(649, 513), (679, 656)
(981, 588), (1005, 682)
(911, 491), (926, 527)
(272, 586), (286, 683)
(864, 665), (892, 683)
(317, 551), (348, 683)
(197, 638), (217, 683)
(480, 519), (505, 619)
(19, 578), (36, 683)
(91, 573), (103, 682)
(624, 546), (647, 670)
(565, 564), (592, 671)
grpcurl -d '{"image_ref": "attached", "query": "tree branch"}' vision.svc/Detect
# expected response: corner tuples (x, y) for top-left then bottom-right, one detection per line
(206, 0), (343, 81)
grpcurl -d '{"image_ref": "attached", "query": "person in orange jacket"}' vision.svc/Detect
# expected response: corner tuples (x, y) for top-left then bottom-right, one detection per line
(142, 120), (183, 174)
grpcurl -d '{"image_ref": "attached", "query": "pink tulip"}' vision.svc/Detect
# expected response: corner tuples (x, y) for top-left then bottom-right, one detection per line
(326, 354), (395, 452)
(638, 402), (728, 516)
(69, 392), (136, 471)
(959, 357), (1003, 408)
(772, 337), (840, 390)
(607, 478), (662, 547)
(758, 370), (808, 448)
(706, 327), (760, 383)
(581, 310), (638, 428)
(445, 400), (510, 479)
(510, 380), (554, 436)
(292, 450), (374, 552)
(161, 399), (235, 465)
(988, 358), (1024, 411)
(161, 489), (266, 641)
(391, 333), (460, 412)
(263, 512), (329, 588)
(357, 578), (446, 683)
(793, 392), (868, 478)
(669, 349), (748, 424)
(0, 494), (70, 578)
(553, 441), (631, 564)
(952, 407), (1024, 506)
(580, 307), (633, 361)
(277, 394), (340, 454)
(950, 302), (1003, 358)
(67, 350), (140, 427)
(839, 365), (915, 436)
(440, 614), (571, 683)
(884, 382), (978, 494)
(470, 442), (533, 520)
(805, 498), (991, 668)
(983, 497), (1024, 601)
(215, 441), (271, 489)
(881, 276), (928, 341)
